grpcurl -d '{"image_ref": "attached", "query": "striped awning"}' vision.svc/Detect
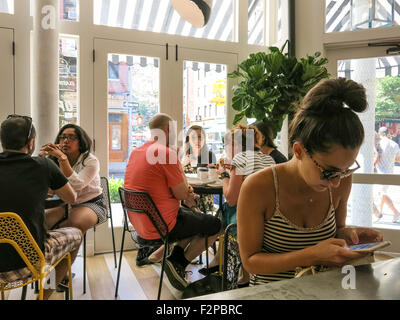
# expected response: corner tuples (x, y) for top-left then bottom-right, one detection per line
(108, 54), (225, 73)
(338, 56), (400, 76)
(94, 0), (235, 42)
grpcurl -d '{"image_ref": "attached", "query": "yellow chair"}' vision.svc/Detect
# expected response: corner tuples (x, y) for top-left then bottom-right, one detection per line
(0, 212), (73, 300)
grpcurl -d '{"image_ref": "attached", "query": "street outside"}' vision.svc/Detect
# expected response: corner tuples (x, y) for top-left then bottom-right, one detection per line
(347, 166), (400, 230)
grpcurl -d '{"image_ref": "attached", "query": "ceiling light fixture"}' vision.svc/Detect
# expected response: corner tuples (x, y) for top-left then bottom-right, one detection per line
(171, 0), (213, 28)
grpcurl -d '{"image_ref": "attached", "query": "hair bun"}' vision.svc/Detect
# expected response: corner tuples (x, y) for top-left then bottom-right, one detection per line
(302, 77), (368, 116)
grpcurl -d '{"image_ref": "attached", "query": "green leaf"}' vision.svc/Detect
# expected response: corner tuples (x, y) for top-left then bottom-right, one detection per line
(233, 111), (245, 125)
(229, 42), (329, 130)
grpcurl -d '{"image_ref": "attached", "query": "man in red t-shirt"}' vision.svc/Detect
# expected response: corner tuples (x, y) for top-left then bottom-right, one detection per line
(124, 113), (221, 291)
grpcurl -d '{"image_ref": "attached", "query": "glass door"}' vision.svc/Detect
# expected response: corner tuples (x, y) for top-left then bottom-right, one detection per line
(93, 39), (167, 253)
(176, 47), (238, 160)
(93, 40), (238, 253)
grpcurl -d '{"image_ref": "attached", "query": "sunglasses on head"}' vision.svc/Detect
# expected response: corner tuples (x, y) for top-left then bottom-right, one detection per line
(304, 148), (360, 181)
(7, 114), (33, 143)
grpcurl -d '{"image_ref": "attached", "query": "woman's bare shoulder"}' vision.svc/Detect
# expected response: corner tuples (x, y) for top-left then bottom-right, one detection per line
(241, 166), (276, 198)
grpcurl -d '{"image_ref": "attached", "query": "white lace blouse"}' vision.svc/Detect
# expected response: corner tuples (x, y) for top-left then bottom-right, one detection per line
(67, 152), (102, 204)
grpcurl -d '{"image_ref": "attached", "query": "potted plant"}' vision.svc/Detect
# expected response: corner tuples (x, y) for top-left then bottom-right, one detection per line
(228, 40), (330, 138)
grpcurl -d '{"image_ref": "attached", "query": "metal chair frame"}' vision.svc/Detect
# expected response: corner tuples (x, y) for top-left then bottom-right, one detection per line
(0, 212), (73, 300)
(222, 223), (241, 291)
(115, 187), (170, 300)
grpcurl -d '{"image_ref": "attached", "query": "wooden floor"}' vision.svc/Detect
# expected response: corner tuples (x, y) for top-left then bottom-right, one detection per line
(2, 249), (215, 301)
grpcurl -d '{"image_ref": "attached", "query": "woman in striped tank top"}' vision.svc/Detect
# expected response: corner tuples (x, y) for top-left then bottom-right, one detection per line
(237, 78), (384, 285)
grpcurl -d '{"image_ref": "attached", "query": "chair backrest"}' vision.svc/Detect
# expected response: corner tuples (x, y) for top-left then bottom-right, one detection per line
(222, 223), (241, 291)
(100, 176), (111, 218)
(118, 187), (169, 241)
(0, 212), (44, 277)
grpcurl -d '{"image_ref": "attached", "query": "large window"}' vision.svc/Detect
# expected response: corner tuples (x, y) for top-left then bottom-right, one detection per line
(106, 53), (160, 179)
(248, 0), (283, 46)
(0, 0), (13, 14)
(337, 56), (400, 229)
(93, 0), (236, 42)
(326, 0), (400, 33)
(183, 61), (227, 161)
(59, 36), (79, 127)
(60, 0), (79, 21)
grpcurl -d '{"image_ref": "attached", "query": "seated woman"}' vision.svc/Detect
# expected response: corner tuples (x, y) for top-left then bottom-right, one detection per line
(40, 124), (107, 235)
(253, 121), (288, 164)
(199, 124), (276, 282)
(181, 125), (217, 213)
(237, 78), (383, 286)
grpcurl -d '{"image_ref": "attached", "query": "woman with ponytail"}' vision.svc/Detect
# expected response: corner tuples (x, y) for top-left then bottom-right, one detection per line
(237, 78), (384, 285)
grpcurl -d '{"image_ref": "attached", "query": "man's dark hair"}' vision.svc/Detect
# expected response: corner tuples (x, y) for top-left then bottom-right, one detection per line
(0, 117), (36, 150)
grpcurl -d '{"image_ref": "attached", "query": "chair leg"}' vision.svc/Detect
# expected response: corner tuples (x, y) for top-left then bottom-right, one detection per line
(109, 213), (117, 268)
(157, 240), (169, 300)
(205, 237), (209, 269)
(21, 285), (27, 300)
(212, 242), (217, 255)
(83, 233), (86, 294)
(38, 278), (44, 300)
(218, 235), (224, 275)
(68, 254), (73, 300)
(115, 229), (126, 298)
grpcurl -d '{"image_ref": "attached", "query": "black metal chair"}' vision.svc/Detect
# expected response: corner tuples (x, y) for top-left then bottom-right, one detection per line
(115, 187), (170, 300)
(82, 176), (117, 294)
(221, 223), (241, 291)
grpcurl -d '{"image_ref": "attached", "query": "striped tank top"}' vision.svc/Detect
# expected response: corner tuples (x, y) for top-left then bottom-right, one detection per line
(250, 167), (337, 285)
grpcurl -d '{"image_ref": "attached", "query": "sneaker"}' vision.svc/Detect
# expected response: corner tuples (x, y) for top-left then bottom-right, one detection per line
(163, 258), (188, 291)
(392, 213), (400, 223)
(56, 278), (69, 292)
(136, 246), (162, 267)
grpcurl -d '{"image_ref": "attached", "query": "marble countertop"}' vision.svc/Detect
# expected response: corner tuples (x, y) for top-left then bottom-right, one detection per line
(190, 258), (400, 300)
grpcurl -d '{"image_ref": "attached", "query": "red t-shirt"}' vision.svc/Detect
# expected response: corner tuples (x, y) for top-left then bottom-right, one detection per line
(124, 141), (184, 239)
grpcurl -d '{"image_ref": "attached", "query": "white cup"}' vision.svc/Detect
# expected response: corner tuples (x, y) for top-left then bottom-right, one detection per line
(197, 168), (208, 181)
(208, 167), (218, 180)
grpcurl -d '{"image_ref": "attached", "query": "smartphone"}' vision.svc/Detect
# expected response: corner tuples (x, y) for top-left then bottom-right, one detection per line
(347, 240), (391, 253)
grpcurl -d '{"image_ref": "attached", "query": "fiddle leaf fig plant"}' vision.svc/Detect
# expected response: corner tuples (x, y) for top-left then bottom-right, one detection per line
(229, 40), (330, 138)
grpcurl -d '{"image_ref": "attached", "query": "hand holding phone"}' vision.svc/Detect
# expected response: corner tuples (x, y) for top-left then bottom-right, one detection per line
(347, 240), (391, 253)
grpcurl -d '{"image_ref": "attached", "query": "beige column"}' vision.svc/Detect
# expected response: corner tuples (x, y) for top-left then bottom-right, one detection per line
(32, 0), (59, 149)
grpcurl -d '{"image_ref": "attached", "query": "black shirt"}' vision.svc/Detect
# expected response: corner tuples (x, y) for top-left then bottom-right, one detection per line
(0, 152), (68, 272)
(269, 149), (288, 164)
(190, 149), (217, 168)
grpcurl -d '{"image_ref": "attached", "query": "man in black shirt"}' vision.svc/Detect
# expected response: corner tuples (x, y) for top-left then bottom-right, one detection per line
(0, 115), (82, 299)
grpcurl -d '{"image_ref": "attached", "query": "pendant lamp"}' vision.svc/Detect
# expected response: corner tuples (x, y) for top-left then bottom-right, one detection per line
(171, 0), (213, 28)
